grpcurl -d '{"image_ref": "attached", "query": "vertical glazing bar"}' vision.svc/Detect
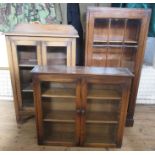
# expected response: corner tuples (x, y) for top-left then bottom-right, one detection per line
(123, 19), (128, 44)
(120, 19), (128, 67)
(106, 18), (111, 67)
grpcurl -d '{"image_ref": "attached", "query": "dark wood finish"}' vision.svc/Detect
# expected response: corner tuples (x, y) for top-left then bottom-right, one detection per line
(85, 7), (151, 126)
(5, 24), (78, 123)
(32, 65), (133, 147)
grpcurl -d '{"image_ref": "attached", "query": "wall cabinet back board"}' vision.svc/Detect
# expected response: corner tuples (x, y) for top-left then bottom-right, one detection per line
(5, 23), (78, 123)
(85, 7), (151, 126)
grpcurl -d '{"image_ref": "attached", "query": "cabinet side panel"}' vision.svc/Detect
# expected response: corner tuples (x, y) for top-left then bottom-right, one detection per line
(126, 13), (151, 126)
(5, 36), (20, 122)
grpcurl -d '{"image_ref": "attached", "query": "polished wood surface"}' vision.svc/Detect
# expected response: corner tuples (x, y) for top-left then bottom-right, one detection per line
(5, 23), (79, 38)
(31, 65), (133, 77)
(32, 65), (132, 147)
(5, 24), (78, 123)
(85, 7), (151, 126)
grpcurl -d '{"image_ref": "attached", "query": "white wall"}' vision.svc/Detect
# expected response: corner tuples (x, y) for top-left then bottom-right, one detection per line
(0, 33), (9, 68)
(0, 33), (12, 100)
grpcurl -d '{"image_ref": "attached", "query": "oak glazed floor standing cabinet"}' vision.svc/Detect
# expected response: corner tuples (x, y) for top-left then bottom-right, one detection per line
(5, 24), (78, 123)
(32, 65), (133, 147)
(85, 7), (151, 126)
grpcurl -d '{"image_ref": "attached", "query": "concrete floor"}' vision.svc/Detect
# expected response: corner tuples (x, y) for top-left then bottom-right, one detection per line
(0, 100), (155, 151)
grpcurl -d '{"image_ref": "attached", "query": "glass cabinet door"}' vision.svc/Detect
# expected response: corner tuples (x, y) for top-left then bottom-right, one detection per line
(11, 40), (41, 110)
(42, 40), (72, 66)
(39, 79), (80, 145)
(81, 81), (122, 147)
(87, 16), (140, 73)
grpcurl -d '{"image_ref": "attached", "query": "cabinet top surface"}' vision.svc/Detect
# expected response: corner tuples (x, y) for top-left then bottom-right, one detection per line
(5, 23), (79, 38)
(87, 7), (151, 13)
(31, 65), (133, 77)
(86, 7), (151, 18)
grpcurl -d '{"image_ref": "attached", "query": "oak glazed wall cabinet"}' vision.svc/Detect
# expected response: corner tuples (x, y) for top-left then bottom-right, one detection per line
(32, 65), (133, 147)
(85, 7), (151, 126)
(5, 24), (78, 122)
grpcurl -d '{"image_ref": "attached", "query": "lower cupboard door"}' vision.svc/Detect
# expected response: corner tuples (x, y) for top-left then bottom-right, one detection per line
(83, 123), (118, 147)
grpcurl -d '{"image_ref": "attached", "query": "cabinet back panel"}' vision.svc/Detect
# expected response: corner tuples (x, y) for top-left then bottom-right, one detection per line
(87, 99), (119, 112)
(109, 19), (125, 41)
(42, 98), (75, 111)
(125, 19), (141, 42)
(94, 18), (109, 42)
(44, 122), (75, 142)
(17, 45), (37, 65)
(19, 68), (32, 85)
(22, 92), (34, 107)
(85, 123), (117, 144)
(121, 47), (136, 72)
(107, 47), (122, 67)
(46, 47), (67, 65)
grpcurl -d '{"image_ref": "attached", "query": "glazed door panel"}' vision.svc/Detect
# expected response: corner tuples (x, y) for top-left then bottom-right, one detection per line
(34, 76), (81, 145)
(42, 40), (72, 66)
(11, 39), (41, 110)
(80, 79), (128, 147)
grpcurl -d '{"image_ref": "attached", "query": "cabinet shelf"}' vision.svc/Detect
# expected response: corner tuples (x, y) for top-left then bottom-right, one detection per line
(43, 110), (75, 123)
(19, 64), (36, 67)
(22, 83), (33, 92)
(93, 44), (138, 48)
(19, 58), (37, 67)
(86, 111), (118, 124)
(44, 122), (75, 143)
(87, 89), (121, 100)
(42, 88), (76, 98)
(93, 37), (138, 44)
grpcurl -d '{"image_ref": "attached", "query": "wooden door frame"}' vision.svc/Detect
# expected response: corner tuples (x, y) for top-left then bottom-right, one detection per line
(41, 39), (73, 66)
(34, 74), (81, 145)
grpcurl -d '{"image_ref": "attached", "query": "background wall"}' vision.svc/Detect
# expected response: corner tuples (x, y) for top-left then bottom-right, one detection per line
(0, 3), (154, 104)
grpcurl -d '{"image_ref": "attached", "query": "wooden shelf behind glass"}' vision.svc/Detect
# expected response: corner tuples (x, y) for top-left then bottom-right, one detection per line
(22, 83), (33, 92)
(42, 88), (76, 98)
(43, 110), (75, 123)
(87, 89), (121, 100)
(86, 111), (118, 124)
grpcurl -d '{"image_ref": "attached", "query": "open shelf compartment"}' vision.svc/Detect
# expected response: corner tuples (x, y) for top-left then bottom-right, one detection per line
(19, 67), (34, 108)
(41, 81), (76, 98)
(43, 122), (76, 143)
(86, 99), (120, 124)
(87, 84), (121, 100)
(93, 18), (140, 45)
(42, 98), (76, 123)
(84, 123), (117, 145)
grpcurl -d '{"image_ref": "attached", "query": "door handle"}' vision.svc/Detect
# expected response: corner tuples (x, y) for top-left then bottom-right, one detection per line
(81, 109), (85, 115)
(76, 109), (85, 115)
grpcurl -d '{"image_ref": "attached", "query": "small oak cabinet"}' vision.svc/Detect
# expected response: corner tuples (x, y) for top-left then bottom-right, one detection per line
(32, 65), (133, 147)
(5, 24), (78, 123)
(85, 7), (151, 126)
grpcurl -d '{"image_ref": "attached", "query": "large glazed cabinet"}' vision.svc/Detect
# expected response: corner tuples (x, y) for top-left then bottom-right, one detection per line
(5, 24), (78, 123)
(32, 65), (133, 147)
(85, 7), (151, 126)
